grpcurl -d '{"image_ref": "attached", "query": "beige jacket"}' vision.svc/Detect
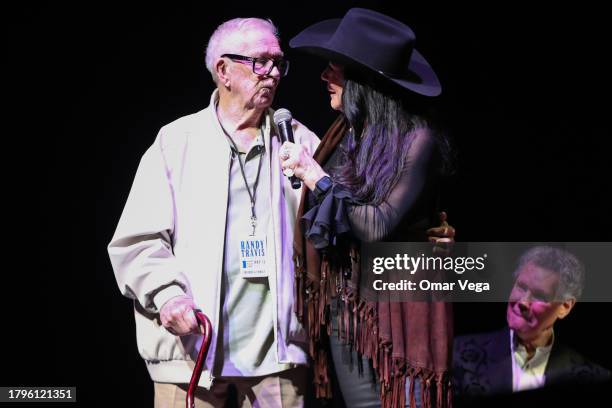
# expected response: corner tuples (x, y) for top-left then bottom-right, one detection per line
(108, 91), (319, 387)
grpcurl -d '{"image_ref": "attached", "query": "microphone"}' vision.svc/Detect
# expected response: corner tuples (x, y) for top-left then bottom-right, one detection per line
(274, 108), (301, 189)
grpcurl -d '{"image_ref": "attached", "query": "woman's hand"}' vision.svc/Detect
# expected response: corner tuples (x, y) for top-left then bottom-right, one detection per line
(279, 141), (329, 190)
(427, 211), (456, 255)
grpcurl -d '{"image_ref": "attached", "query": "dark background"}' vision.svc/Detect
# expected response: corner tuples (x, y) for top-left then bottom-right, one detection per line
(3, 1), (611, 406)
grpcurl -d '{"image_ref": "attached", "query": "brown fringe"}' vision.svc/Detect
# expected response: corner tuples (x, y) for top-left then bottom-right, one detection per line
(382, 359), (407, 408)
(295, 251), (453, 407)
(293, 253), (304, 323)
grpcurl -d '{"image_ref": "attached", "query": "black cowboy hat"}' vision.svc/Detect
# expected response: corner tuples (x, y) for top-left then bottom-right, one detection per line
(289, 8), (441, 97)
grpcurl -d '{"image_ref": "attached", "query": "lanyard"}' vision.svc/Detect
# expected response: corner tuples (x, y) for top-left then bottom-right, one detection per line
(225, 128), (265, 236)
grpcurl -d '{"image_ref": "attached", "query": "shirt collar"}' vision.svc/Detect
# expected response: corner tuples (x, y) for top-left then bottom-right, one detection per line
(210, 89), (270, 160)
(510, 329), (554, 369)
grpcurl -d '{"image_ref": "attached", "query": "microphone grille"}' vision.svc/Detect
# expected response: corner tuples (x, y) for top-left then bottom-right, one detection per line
(273, 108), (292, 125)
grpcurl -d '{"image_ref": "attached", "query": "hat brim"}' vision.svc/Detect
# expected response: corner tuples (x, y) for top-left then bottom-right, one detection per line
(289, 18), (441, 97)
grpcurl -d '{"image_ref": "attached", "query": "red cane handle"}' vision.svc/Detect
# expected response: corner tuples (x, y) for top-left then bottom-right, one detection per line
(186, 309), (213, 408)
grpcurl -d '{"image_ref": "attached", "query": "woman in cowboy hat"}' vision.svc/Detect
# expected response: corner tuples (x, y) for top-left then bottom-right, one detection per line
(279, 8), (454, 408)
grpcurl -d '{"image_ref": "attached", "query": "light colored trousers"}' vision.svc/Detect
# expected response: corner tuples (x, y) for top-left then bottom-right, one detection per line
(154, 367), (307, 408)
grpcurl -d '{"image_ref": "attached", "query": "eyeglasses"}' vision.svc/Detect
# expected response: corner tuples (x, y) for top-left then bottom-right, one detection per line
(221, 53), (290, 77)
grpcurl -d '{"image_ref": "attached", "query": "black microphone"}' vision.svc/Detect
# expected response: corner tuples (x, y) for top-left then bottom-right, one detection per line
(274, 108), (302, 189)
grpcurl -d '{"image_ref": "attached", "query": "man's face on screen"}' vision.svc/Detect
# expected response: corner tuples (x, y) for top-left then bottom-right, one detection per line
(506, 262), (567, 343)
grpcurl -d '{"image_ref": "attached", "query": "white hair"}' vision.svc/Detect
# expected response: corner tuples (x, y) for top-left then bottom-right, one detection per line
(205, 18), (279, 84)
(514, 246), (585, 300)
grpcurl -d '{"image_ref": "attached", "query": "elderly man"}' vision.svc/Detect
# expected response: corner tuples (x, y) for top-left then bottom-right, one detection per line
(453, 246), (610, 399)
(108, 18), (319, 407)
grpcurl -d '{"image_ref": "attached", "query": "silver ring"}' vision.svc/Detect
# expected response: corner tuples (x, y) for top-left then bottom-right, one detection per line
(280, 147), (291, 160)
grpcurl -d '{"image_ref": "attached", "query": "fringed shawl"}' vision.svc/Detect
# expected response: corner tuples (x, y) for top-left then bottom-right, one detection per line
(293, 116), (454, 407)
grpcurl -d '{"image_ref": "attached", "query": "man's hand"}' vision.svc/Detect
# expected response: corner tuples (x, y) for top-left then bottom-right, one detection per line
(159, 295), (202, 336)
(427, 211), (456, 255)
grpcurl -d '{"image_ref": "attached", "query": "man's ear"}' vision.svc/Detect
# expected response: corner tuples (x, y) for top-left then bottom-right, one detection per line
(557, 297), (576, 319)
(215, 58), (230, 87)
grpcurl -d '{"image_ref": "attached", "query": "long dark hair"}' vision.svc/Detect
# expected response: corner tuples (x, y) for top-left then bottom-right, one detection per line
(334, 69), (449, 205)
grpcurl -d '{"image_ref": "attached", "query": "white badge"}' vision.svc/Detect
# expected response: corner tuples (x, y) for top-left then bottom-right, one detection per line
(238, 235), (268, 278)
